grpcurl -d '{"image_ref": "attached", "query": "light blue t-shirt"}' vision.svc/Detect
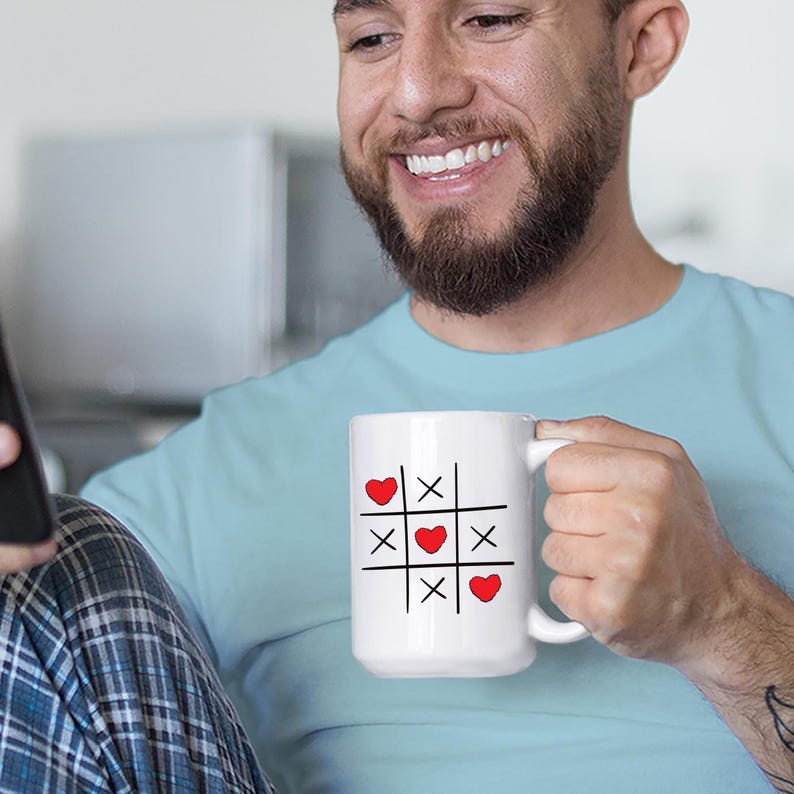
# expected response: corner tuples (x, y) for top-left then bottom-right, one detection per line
(82, 265), (794, 793)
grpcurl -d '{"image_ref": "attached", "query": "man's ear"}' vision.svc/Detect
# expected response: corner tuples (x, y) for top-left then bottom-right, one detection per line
(617, 0), (689, 100)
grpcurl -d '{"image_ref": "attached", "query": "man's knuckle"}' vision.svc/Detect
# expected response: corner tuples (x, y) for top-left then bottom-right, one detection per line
(604, 549), (635, 579)
(642, 452), (678, 491)
(627, 498), (663, 535)
(591, 586), (629, 629)
(660, 436), (687, 462)
(583, 415), (612, 434)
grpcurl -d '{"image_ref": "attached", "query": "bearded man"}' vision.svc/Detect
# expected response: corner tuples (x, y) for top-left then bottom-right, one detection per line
(1, 1), (793, 792)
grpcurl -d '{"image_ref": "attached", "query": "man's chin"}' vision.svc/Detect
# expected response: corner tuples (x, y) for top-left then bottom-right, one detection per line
(397, 203), (511, 252)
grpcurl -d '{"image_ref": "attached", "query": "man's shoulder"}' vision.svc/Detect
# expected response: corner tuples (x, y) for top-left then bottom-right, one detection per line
(692, 269), (794, 347)
(698, 271), (794, 407)
(710, 270), (794, 319)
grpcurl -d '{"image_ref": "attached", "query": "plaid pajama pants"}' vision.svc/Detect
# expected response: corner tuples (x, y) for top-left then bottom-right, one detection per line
(0, 494), (276, 793)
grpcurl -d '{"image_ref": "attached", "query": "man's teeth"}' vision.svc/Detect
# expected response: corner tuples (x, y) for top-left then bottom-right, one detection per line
(406, 139), (512, 176)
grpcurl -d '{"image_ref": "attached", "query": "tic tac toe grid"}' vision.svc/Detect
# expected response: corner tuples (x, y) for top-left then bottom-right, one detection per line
(359, 464), (516, 614)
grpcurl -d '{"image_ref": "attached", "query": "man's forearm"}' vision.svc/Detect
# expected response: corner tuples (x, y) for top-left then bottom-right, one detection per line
(535, 417), (794, 786)
(676, 565), (794, 792)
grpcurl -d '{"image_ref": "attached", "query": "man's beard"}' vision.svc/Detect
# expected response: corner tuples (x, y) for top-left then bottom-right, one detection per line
(340, 46), (626, 317)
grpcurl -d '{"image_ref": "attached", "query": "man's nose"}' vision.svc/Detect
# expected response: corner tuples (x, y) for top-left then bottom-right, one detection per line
(388, 30), (475, 124)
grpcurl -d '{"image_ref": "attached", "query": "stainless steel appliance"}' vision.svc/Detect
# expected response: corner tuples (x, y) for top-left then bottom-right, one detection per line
(13, 128), (402, 408)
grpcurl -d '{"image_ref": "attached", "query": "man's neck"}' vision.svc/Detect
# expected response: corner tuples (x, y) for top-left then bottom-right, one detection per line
(409, 221), (682, 355)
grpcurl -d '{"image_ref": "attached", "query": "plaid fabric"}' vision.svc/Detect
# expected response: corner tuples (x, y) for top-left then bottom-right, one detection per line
(0, 494), (276, 794)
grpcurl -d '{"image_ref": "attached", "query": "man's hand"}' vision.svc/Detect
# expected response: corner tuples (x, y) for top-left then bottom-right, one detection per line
(537, 415), (794, 789)
(535, 415), (747, 669)
(0, 423), (57, 574)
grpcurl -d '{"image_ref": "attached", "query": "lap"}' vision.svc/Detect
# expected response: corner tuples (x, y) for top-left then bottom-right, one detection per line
(0, 494), (275, 794)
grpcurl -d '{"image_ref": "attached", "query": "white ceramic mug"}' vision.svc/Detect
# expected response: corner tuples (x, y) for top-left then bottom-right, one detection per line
(349, 411), (589, 678)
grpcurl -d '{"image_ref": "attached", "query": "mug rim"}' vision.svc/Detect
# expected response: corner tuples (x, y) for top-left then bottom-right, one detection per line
(350, 410), (537, 425)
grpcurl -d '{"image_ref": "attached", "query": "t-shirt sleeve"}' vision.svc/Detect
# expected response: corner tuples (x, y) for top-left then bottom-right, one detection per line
(80, 414), (216, 656)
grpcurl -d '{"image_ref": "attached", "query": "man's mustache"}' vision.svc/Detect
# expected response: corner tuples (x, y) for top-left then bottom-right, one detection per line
(380, 115), (529, 153)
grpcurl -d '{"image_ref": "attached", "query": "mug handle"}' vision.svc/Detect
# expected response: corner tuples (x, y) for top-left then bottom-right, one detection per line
(525, 437), (590, 644)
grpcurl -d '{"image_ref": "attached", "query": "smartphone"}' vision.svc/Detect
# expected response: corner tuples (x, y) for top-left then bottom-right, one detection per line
(0, 325), (56, 544)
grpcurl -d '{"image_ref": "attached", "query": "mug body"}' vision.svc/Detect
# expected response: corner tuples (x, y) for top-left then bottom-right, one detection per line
(350, 411), (539, 677)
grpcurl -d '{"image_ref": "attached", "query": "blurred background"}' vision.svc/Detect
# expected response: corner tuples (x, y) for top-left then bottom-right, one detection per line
(0, 0), (792, 492)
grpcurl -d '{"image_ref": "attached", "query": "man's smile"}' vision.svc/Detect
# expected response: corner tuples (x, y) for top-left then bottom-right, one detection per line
(401, 138), (513, 179)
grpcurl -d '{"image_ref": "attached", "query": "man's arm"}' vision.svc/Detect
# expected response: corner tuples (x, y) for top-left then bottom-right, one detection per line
(536, 416), (794, 790)
(678, 565), (794, 793)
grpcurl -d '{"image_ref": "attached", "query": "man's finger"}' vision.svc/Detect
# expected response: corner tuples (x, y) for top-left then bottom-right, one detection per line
(543, 491), (614, 535)
(542, 442), (640, 494)
(0, 539), (58, 575)
(542, 531), (601, 578)
(0, 423), (22, 467)
(548, 574), (592, 626)
(536, 415), (686, 459)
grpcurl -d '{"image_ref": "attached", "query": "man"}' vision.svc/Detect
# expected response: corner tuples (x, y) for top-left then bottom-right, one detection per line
(1, 0), (793, 791)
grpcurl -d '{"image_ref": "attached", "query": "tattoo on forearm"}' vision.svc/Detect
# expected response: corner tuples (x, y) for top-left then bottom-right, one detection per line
(762, 686), (794, 793)
(764, 769), (794, 794)
(768, 687), (794, 752)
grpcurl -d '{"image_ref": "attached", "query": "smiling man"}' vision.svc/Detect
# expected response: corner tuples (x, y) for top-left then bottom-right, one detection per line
(1, 1), (794, 793)
(337, 0), (630, 319)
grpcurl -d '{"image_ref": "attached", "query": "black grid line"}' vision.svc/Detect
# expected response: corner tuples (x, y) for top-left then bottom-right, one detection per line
(359, 505), (507, 518)
(362, 561), (517, 572)
(454, 463), (461, 614)
(400, 465), (410, 614)
(361, 463), (511, 615)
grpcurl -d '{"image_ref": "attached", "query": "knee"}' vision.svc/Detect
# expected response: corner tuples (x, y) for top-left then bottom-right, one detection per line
(2, 494), (171, 618)
(54, 493), (175, 602)
(51, 493), (144, 556)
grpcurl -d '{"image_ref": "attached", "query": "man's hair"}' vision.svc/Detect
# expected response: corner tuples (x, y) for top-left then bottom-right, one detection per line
(602, 0), (637, 22)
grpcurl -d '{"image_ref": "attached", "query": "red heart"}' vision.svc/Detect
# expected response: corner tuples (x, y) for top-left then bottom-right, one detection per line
(365, 477), (398, 506)
(415, 525), (447, 554)
(469, 574), (502, 603)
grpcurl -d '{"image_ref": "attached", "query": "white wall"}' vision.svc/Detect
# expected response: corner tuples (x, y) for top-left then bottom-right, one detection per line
(630, 2), (794, 294)
(1, 0), (792, 300)
(0, 0), (340, 299)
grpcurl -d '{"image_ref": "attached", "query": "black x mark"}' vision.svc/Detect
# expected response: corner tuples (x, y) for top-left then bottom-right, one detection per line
(417, 476), (443, 502)
(420, 577), (447, 603)
(370, 528), (397, 555)
(471, 525), (497, 552)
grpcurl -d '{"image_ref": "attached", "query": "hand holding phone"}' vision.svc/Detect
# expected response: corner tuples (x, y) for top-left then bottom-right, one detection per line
(0, 424), (57, 572)
(0, 328), (58, 570)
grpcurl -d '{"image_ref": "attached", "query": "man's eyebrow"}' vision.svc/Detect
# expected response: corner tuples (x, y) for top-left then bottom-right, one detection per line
(332, 0), (392, 20)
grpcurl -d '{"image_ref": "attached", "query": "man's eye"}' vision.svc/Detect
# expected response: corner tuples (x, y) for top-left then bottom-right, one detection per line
(347, 32), (396, 53)
(468, 13), (528, 30)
